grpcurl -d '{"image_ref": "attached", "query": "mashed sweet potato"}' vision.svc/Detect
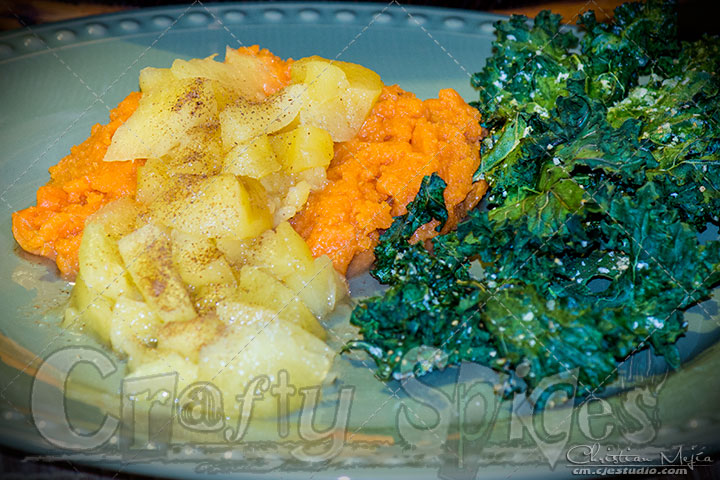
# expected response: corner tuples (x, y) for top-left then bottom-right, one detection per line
(11, 47), (292, 279)
(13, 49), (485, 279)
(291, 85), (487, 275)
(12, 93), (143, 278)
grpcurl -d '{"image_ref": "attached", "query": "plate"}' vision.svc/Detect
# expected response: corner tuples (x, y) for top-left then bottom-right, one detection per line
(1, 3), (719, 479)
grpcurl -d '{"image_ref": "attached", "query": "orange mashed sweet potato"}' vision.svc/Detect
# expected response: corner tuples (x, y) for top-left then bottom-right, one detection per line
(291, 85), (487, 274)
(12, 92), (143, 278)
(12, 46), (292, 279)
(13, 47), (486, 279)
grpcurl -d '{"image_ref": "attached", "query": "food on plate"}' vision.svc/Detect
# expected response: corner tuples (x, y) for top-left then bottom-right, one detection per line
(11, 93), (143, 278)
(345, 0), (720, 395)
(11, 46), (292, 279)
(12, 45), (488, 414)
(58, 46), (375, 415)
(292, 85), (487, 274)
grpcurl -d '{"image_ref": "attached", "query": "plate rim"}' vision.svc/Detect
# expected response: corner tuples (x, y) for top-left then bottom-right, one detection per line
(0, 1), (509, 64)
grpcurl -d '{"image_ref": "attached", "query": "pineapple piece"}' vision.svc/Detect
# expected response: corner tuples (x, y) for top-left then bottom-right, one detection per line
(170, 230), (236, 289)
(198, 304), (334, 417)
(269, 125), (334, 174)
(223, 134), (281, 179)
(117, 223), (196, 323)
(291, 57), (382, 141)
(104, 70), (218, 162)
(161, 174), (272, 240)
(110, 295), (162, 369)
(233, 265), (326, 339)
(219, 84), (304, 149)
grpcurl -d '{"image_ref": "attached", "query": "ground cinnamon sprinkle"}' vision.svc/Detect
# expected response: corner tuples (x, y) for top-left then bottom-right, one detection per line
(291, 85), (487, 275)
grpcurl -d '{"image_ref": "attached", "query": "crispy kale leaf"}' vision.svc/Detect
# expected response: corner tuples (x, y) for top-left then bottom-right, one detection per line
(471, 10), (579, 121)
(345, 0), (720, 395)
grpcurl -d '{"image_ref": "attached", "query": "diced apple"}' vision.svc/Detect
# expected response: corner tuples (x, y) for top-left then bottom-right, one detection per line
(125, 353), (199, 390)
(156, 315), (225, 363)
(162, 124), (224, 176)
(214, 236), (260, 269)
(171, 54), (236, 86)
(78, 198), (140, 301)
(224, 47), (289, 99)
(283, 255), (348, 319)
(290, 58), (382, 141)
(223, 134), (281, 179)
(63, 272), (115, 344)
(251, 222), (345, 317)
(137, 66), (168, 91)
(170, 230), (236, 289)
(335, 59), (384, 124)
(269, 125), (334, 173)
(193, 282), (240, 316)
(135, 158), (172, 206)
(198, 304), (334, 417)
(219, 84), (304, 149)
(253, 222), (315, 280)
(272, 180), (311, 225)
(104, 71), (218, 162)
(291, 58), (345, 96)
(110, 295), (162, 369)
(233, 265), (326, 339)
(154, 174), (272, 240)
(117, 223), (196, 323)
(298, 166), (329, 190)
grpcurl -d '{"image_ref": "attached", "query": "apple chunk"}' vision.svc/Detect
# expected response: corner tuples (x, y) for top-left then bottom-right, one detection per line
(220, 84), (304, 149)
(269, 125), (334, 174)
(290, 57), (382, 141)
(104, 70), (217, 162)
(156, 174), (272, 240)
(117, 223), (196, 323)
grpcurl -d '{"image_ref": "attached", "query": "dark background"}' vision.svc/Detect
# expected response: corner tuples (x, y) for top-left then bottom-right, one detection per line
(1, 0), (719, 37)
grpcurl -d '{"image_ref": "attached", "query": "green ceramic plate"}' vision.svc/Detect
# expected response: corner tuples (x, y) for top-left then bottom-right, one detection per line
(1, 3), (719, 479)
